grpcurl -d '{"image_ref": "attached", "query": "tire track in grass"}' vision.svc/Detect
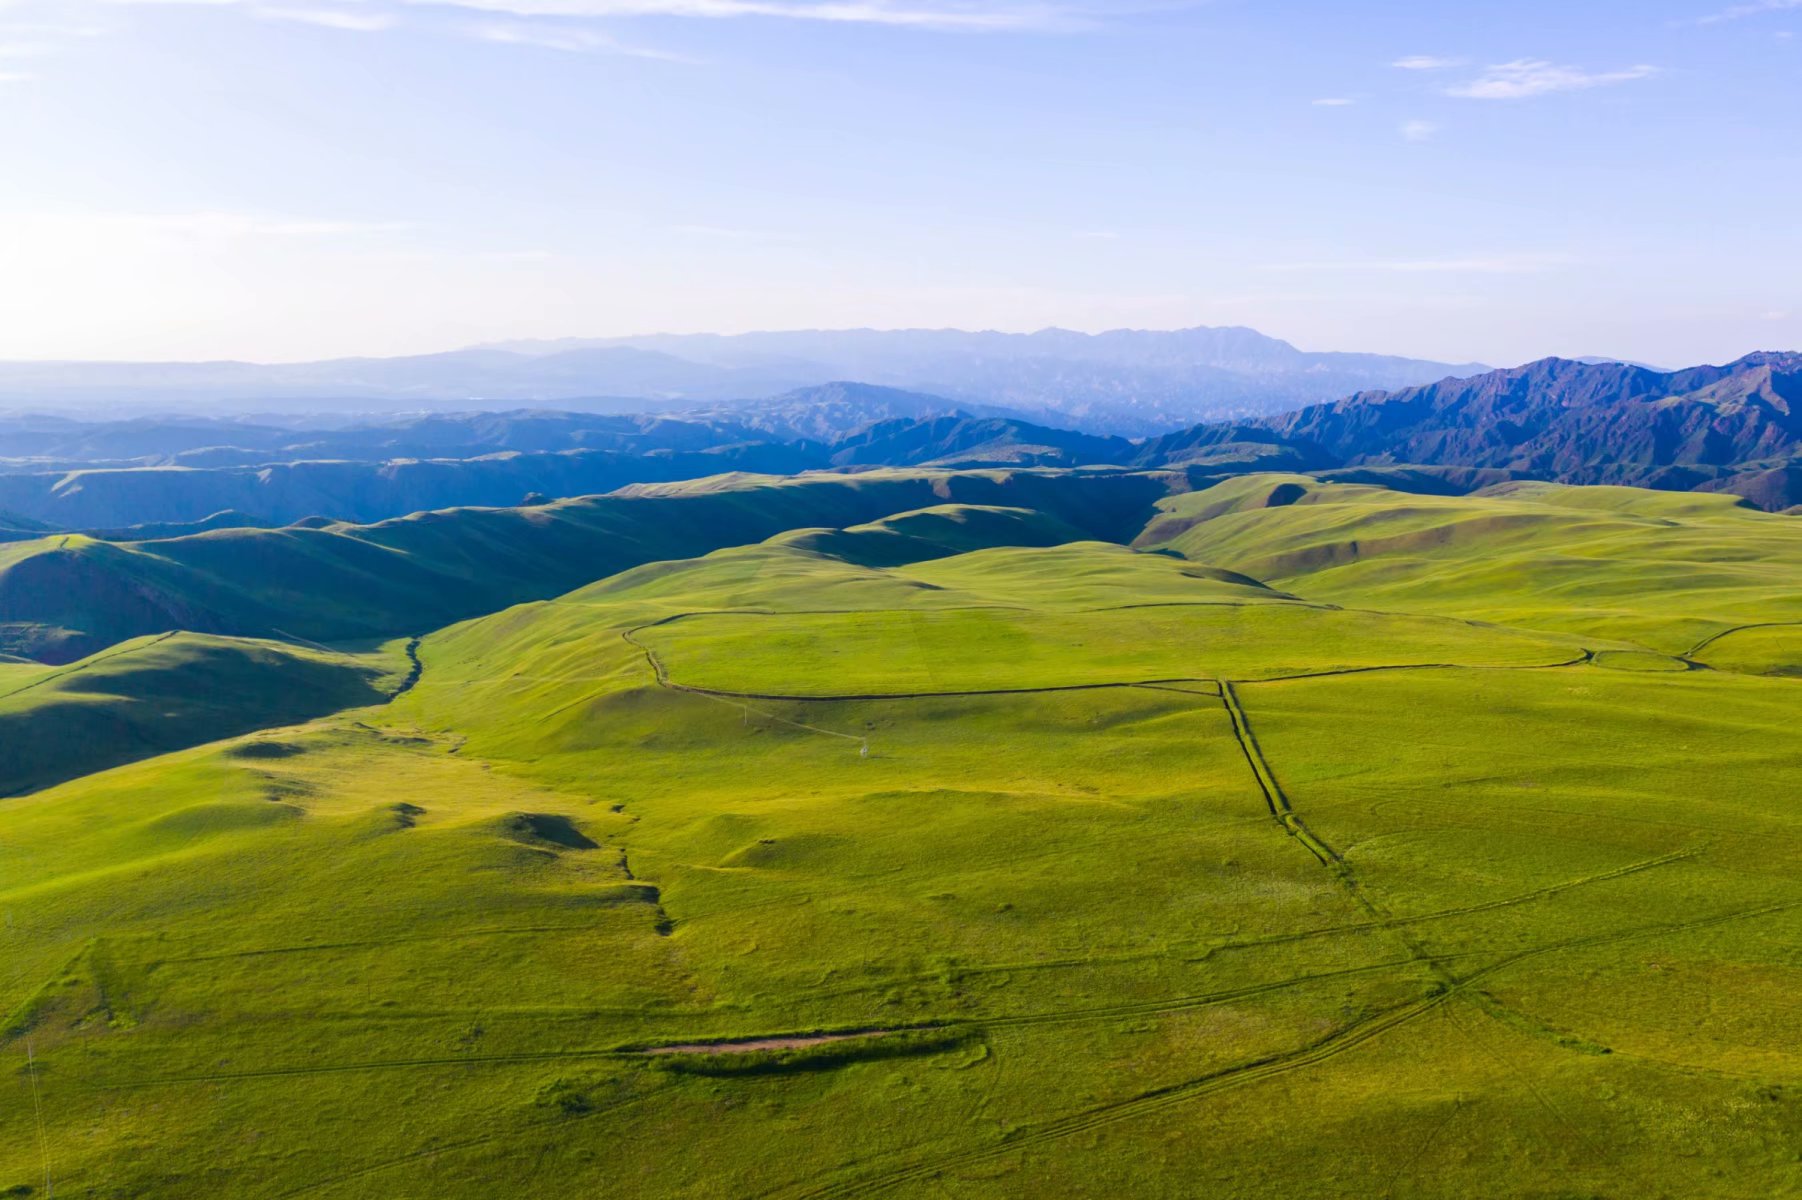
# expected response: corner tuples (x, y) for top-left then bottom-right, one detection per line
(84, 962), (1423, 1093)
(962, 957), (1428, 1032)
(772, 993), (1455, 1200)
(766, 899), (1794, 1200)
(625, 618), (1219, 703)
(1225, 670), (1794, 1078)
(1223, 672), (1625, 1108)
(135, 922), (672, 966)
(1220, 681), (1343, 868)
(1247, 649), (1593, 684)
(827, 844), (1702, 1003)
(623, 612), (1591, 705)
(1218, 674), (1718, 1064)
(1685, 619), (1802, 660)
(106, 899), (1792, 1093)
(89, 1044), (646, 1089)
(268, 1080), (676, 1199)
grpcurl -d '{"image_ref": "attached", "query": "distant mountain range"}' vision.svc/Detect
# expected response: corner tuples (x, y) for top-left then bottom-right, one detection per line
(1254, 352), (1802, 510)
(0, 391), (1124, 529)
(2, 352), (1796, 533)
(0, 326), (1486, 435)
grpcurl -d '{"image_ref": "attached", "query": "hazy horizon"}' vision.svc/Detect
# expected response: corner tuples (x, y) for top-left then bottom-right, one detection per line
(0, 322), (1496, 368)
(2, 0), (1797, 368)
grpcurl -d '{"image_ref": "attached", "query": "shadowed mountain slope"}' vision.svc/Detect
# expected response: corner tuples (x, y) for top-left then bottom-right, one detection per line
(0, 443), (822, 528)
(827, 415), (1133, 470)
(0, 407), (1124, 529)
(0, 632), (398, 795)
(0, 469), (1176, 662)
(1248, 353), (1802, 508)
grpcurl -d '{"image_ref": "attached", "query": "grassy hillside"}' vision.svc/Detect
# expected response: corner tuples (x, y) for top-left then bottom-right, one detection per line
(1138, 474), (1802, 653)
(0, 443), (822, 528)
(0, 469), (1173, 662)
(2, 472), (1799, 1198)
(636, 604), (1581, 695)
(0, 632), (402, 795)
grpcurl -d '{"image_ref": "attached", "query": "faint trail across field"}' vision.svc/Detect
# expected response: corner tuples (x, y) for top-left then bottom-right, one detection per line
(0, 630), (179, 702)
(1686, 619), (1802, 659)
(623, 617), (1219, 703)
(624, 609), (1597, 705)
(764, 897), (1792, 1200)
(25, 1036), (53, 1198)
(1219, 682), (1342, 867)
(770, 993), (1456, 1200)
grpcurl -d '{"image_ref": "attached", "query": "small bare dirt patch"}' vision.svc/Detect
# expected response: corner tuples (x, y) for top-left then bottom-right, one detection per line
(642, 1031), (890, 1056)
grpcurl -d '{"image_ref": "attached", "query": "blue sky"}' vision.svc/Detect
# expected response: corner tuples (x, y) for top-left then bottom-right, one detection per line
(0, 0), (1796, 367)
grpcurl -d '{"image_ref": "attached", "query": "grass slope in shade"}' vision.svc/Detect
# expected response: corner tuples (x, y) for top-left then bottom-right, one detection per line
(0, 469), (1172, 662)
(0, 632), (401, 795)
(1, 472), (1800, 1198)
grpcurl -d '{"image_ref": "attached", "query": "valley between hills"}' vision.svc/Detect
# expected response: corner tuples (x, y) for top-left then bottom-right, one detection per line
(3, 463), (1800, 1198)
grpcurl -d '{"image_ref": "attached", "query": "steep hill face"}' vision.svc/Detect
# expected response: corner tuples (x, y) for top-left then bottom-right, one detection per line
(1130, 423), (1336, 472)
(1251, 353), (1802, 508)
(828, 416), (1133, 469)
(0, 469), (1177, 662)
(0, 443), (821, 528)
(0, 410), (788, 473)
(0, 409), (1145, 530)
(0, 632), (395, 795)
(680, 382), (1030, 442)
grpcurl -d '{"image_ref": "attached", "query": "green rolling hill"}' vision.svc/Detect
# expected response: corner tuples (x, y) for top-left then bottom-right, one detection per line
(0, 470), (1172, 663)
(1135, 473), (1802, 652)
(2, 466), (1799, 1199)
(0, 632), (404, 796)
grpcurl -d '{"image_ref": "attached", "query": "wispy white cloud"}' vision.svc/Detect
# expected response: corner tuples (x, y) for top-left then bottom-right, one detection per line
(1399, 118), (1439, 142)
(1073, 229), (1120, 239)
(1392, 55), (1464, 70)
(1446, 59), (1657, 100)
(102, 0), (1090, 33)
(669, 223), (802, 241)
(0, 70), (34, 83)
(470, 20), (691, 57)
(417, 1), (1083, 30)
(0, 23), (110, 39)
(1696, 0), (1802, 24)
(0, 39), (51, 57)
(254, 6), (399, 31)
(1311, 96), (1355, 107)
(33, 211), (412, 237)
(1263, 253), (1576, 275)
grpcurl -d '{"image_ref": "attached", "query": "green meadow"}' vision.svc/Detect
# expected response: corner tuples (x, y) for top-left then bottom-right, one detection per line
(3, 472), (1799, 1198)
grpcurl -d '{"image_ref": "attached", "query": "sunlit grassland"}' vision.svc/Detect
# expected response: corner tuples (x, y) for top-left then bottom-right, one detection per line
(1141, 475), (1802, 652)
(2, 475), (1800, 1198)
(1696, 623), (1802, 676)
